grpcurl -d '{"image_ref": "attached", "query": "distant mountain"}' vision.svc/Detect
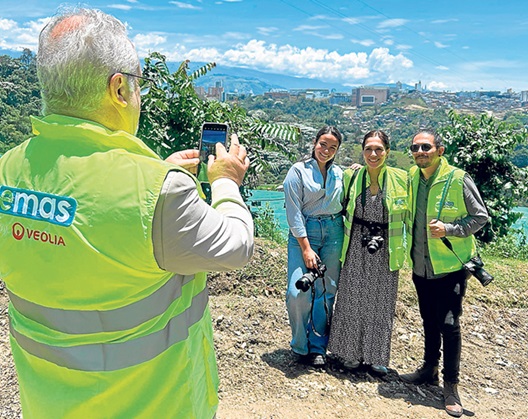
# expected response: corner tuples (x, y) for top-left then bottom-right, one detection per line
(168, 62), (354, 95)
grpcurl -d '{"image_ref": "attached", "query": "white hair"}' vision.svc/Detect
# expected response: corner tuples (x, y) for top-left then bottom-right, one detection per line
(37, 7), (140, 116)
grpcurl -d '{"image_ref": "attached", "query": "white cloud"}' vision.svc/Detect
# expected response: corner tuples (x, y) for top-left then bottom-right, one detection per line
(257, 27), (278, 36)
(107, 4), (133, 10)
(396, 44), (412, 51)
(0, 19), (17, 31)
(428, 81), (449, 90)
(384, 39), (394, 46)
(436, 65), (449, 70)
(169, 1), (202, 10)
(0, 17), (48, 51)
(294, 25), (325, 32)
(350, 38), (375, 47)
(223, 32), (248, 40)
(431, 18), (458, 24)
(434, 41), (448, 48)
(133, 33), (167, 51)
(378, 19), (408, 29)
(343, 17), (360, 25)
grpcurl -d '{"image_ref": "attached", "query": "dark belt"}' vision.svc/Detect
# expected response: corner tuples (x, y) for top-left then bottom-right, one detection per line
(308, 213), (342, 221)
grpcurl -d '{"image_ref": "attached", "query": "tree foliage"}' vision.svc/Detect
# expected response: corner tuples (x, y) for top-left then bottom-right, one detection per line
(440, 110), (528, 242)
(137, 53), (299, 187)
(0, 49), (41, 154)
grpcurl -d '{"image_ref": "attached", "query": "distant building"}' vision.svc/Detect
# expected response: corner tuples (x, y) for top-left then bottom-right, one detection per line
(521, 91), (528, 107)
(329, 92), (351, 105)
(289, 88), (330, 99)
(351, 87), (389, 107)
(207, 81), (224, 101)
(264, 90), (290, 99)
(194, 86), (206, 99)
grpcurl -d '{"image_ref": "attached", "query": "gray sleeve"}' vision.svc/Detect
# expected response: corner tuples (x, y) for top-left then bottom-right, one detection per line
(445, 174), (489, 237)
(152, 171), (254, 274)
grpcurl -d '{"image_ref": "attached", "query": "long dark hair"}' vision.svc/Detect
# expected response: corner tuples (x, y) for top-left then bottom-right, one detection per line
(362, 130), (390, 150)
(311, 125), (343, 169)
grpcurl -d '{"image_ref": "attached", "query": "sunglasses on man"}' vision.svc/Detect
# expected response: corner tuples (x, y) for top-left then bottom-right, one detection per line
(410, 143), (434, 153)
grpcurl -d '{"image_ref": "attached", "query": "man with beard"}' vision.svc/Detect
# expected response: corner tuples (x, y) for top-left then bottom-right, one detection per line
(400, 129), (488, 418)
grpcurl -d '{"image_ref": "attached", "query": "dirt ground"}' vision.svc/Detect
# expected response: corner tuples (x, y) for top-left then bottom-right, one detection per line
(1, 240), (527, 418)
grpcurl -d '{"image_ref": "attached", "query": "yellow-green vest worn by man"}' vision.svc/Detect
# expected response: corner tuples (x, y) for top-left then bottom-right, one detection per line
(408, 156), (477, 274)
(340, 165), (408, 271)
(0, 115), (218, 419)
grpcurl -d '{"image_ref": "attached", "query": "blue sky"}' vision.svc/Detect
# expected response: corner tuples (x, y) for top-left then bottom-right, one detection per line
(1, 0), (527, 92)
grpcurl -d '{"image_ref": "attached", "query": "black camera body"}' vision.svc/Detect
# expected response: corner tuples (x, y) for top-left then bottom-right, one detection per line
(361, 233), (384, 254)
(464, 256), (494, 287)
(295, 263), (327, 292)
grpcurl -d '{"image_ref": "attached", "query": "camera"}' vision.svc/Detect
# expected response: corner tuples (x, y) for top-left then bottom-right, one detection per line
(295, 263), (327, 292)
(464, 256), (494, 287)
(361, 233), (384, 254)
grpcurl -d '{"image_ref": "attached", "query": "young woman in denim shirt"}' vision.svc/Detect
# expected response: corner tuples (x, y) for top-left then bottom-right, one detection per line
(283, 126), (344, 367)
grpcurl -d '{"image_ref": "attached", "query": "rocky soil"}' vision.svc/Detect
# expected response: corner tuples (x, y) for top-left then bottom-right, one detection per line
(2, 239), (527, 418)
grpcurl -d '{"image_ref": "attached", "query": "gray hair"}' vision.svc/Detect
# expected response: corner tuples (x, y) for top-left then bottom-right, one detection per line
(37, 7), (140, 116)
(413, 128), (444, 148)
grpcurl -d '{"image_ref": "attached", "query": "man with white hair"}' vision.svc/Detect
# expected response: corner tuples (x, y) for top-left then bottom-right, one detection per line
(0, 7), (253, 418)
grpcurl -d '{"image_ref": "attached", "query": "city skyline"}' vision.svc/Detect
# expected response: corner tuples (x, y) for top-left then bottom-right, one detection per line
(1, 0), (527, 92)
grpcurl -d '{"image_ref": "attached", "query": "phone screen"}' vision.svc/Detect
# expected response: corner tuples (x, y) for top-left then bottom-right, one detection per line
(200, 124), (228, 162)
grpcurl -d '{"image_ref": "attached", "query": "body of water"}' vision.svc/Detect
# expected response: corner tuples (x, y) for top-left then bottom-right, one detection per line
(248, 189), (528, 237)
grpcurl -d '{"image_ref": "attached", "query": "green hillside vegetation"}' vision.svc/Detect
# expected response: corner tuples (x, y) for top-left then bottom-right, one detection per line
(0, 51), (527, 242)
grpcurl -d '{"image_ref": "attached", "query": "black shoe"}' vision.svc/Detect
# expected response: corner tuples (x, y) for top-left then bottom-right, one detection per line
(310, 354), (326, 368)
(443, 382), (463, 417)
(400, 363), (439, 386)
(292, 352), (311, 365)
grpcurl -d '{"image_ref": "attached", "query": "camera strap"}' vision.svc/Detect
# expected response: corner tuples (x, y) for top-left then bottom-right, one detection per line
(436, 170), (481, 264)
(359, 170), (388, 236)
(308, 261), (330, 338)
(341, 168), (360, 215)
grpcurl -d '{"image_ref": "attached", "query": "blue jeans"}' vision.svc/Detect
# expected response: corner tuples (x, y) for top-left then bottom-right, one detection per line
(286, 214), (344, 355)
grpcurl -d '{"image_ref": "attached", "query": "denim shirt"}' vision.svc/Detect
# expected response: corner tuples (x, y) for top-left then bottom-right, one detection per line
(283, 158), (343, 238)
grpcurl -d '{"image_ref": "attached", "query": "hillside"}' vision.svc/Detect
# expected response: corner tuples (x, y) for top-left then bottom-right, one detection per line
(1, 239), (528, 418)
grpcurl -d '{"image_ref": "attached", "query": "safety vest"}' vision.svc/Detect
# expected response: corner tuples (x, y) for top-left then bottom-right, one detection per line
(408, 157), (477, 274)
(0, 115), (218, 418)
(340, 165), (408, 271)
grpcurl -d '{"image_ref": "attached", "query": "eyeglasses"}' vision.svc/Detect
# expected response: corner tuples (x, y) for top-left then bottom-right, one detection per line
(410, 143), (434, 153)
(120, 71), (155, 85)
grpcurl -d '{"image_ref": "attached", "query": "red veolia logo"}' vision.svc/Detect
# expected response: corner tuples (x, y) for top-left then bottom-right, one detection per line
(11, 222), (66, 246)
(12, 222), (24, 240)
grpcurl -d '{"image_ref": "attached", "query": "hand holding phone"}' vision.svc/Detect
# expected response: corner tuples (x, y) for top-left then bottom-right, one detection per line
(207, 133), (249, 186)
(197, 122), (228, 181)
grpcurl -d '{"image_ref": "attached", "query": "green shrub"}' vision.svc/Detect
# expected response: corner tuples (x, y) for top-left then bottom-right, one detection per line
(481, 230), (528, 261)
(253, 203), (287, 245)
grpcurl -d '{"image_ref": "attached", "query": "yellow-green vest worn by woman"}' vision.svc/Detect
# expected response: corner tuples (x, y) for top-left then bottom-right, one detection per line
(0, 115), (218, 419)
(408, 156), (477, 275)
(340, 165), (408, 271)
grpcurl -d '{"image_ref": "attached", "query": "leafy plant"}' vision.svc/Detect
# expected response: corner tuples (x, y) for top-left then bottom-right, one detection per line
(253, 203), (287, 244)
(137, 53), (299, 187)
(440, 110), (528, 242)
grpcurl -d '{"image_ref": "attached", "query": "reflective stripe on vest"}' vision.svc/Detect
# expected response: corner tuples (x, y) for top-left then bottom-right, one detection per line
(10, 287), (209, 372)
(7, 274), (194, 334)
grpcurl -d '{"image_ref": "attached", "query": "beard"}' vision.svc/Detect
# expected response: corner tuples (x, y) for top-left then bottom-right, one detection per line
(414, 156), (432, 168)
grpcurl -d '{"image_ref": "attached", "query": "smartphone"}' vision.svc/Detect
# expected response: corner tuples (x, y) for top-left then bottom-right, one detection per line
(197, 122), (229, 181)
(199, 122), (229, 162)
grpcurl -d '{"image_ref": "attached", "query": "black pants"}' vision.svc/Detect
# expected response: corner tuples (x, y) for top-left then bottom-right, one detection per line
(412, 269), (469, 383)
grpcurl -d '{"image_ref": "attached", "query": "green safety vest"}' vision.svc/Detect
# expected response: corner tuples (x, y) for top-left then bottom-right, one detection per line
(408, 157), (477, 274)
(340, 165), (408, 271)
(0, 115), (218, 418)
